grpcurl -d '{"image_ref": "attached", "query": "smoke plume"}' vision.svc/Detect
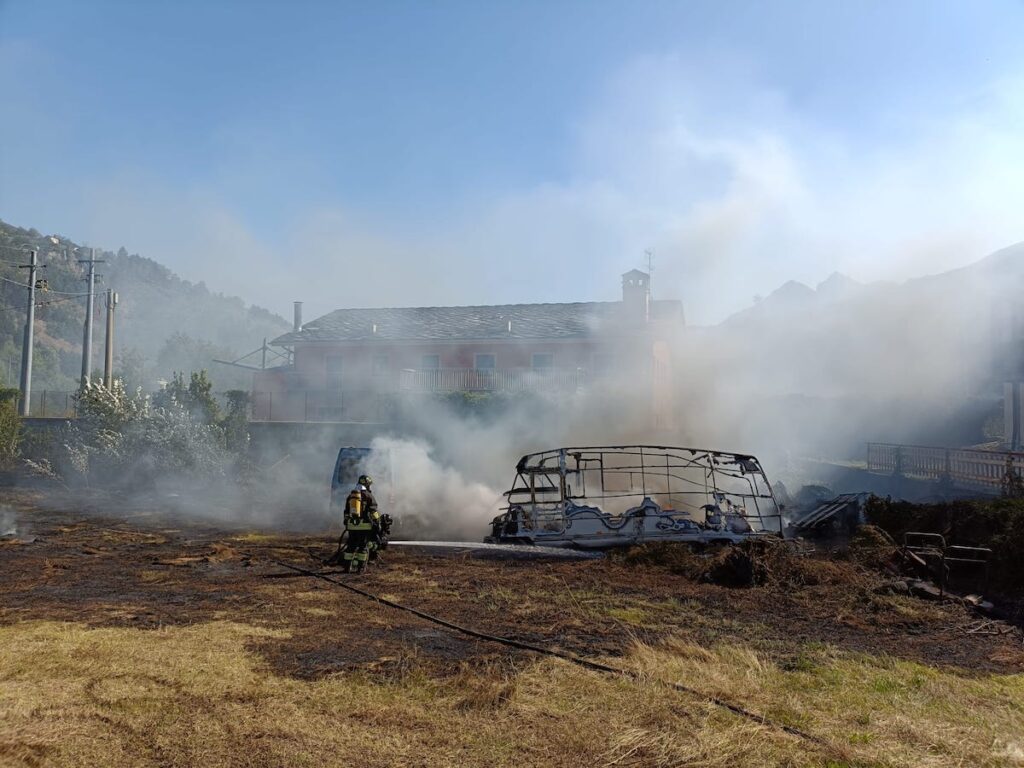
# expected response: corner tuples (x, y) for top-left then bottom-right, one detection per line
(366, 437), (502, 540)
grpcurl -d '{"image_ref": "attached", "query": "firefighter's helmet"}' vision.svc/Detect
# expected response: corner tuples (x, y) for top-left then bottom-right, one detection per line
(358, 474), (373, 488)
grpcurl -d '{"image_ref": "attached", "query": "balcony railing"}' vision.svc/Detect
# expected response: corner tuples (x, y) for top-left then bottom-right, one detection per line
(398, 367), (587, 393)
(249, 389), (396, 423)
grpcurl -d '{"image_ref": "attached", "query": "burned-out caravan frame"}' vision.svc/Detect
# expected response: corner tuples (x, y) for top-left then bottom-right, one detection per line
(486, 445), (784, 548)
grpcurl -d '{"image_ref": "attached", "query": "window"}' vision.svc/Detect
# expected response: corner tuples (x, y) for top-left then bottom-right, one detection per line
(325, 355), (344, 389)
(421, 354), (440, 370)
(474, 353), (496, 371)
(531, 353), (554, 371)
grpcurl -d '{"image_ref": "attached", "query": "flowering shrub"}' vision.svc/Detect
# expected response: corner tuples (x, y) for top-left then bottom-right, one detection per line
(57, 380), (231, 487)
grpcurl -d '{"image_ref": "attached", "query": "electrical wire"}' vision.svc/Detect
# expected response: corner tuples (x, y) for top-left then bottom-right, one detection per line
(0, 277), (94, 298)
(36, 294), (89, 308)
(40, 287), (93, 296)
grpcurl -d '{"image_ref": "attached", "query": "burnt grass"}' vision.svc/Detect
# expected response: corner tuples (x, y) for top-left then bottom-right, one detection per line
(1, 487), (1022, 682)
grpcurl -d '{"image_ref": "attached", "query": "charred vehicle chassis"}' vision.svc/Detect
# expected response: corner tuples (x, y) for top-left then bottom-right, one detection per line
(486, 445), (784, 548)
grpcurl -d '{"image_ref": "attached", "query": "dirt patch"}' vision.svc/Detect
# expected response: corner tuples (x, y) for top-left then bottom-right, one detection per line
(0, 487), (1021, 683)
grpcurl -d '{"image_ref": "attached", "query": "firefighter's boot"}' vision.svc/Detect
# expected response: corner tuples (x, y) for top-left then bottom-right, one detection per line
(352, 549), (369, 574)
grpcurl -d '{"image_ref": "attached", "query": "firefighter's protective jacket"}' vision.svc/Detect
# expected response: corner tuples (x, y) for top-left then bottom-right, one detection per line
(344, 484), (380, 532)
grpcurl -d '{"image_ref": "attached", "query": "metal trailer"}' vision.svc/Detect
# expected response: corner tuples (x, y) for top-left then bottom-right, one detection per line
(485, 445), (784, 548)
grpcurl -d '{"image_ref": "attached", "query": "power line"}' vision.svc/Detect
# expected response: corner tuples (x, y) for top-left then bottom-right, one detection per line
(2, 276), (91, 298)
(38, 287), (93, 296)
(0, 243), (77, 253)
(36, 294), (89, 308)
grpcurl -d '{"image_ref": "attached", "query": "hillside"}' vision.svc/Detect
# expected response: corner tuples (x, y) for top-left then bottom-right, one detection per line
(671, 245), (1024, 460)
(714, 242), (1024, 400)
(0, 220), (290, 393)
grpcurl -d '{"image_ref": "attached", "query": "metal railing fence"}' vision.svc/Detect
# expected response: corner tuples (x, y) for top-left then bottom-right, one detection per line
(867, 442), (1024, 494)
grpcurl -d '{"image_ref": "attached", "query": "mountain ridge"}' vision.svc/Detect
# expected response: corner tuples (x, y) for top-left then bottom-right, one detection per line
(0, 219), (290, 391)
(720, 240), (1024, 328)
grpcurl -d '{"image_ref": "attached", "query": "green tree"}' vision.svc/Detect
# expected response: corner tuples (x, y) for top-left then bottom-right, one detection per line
(0, 340), (18, 387)
(155, 333), (246, 389)
(187, 370), (220, 423)
(0, 394), (21, 466)
(116, 346), (149, 392)
(154, 370), (220, 424)
(222, 389), (250, 452)
(55, 379), (230, 486)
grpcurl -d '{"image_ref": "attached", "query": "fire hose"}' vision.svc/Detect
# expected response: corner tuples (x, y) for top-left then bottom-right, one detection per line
(269, 559), (845, 760)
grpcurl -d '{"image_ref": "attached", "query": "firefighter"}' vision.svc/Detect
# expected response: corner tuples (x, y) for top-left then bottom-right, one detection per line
(341, 474), (379, 573)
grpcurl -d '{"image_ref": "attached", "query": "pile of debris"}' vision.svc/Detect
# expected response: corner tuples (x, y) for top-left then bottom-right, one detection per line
(621, 539), (864, 589)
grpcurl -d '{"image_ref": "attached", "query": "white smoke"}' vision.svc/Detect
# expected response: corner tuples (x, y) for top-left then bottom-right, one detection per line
(0, 506), (17, 537)
(367, 436), (503, 540)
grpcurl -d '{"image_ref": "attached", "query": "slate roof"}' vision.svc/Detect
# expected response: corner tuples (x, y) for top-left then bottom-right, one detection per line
(272, 300), (683, 345)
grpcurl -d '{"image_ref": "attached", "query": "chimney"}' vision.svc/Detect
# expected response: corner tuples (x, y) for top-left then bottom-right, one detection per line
(293, 301), (303, 332)
(621, 270), (650, 323)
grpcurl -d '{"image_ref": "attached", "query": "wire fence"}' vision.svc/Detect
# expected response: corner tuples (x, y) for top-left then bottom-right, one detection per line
(16, 390), (78, 418)
(14, 389), (390, 423)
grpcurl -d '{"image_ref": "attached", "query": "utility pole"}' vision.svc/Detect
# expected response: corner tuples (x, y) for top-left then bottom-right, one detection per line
(103, 289), (118, 389)
(17, 250), (38, 416)
(78, 248), (104, 388)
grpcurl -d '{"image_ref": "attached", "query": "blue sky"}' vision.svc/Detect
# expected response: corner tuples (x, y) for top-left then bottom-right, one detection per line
(2, 0), (1023, 323)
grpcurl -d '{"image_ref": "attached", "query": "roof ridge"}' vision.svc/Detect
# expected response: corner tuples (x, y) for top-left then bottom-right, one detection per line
(316, 301), (617, 313)
(271, 299), (684, 345)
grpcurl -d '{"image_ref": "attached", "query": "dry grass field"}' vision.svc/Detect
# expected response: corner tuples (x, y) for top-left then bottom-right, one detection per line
(1, 488), (1022, 767)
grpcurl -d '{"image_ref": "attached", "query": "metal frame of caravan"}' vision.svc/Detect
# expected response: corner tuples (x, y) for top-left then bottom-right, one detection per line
(486, 445), (784, 548)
